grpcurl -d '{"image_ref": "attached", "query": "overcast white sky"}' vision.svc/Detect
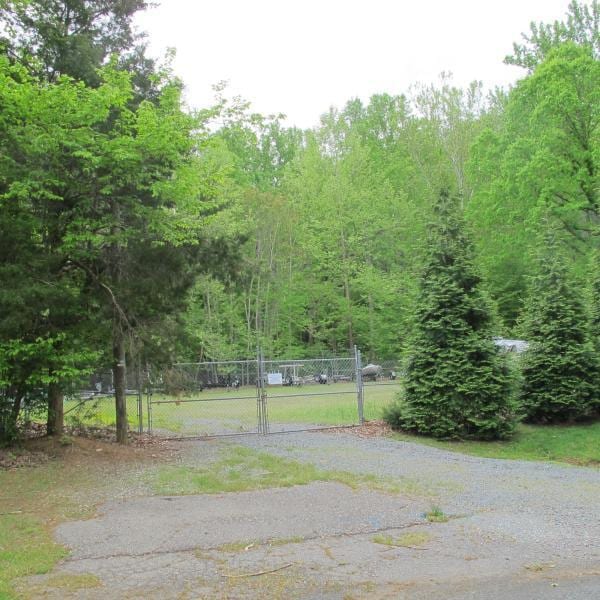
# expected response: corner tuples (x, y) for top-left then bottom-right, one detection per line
(135, 0), (574, 128)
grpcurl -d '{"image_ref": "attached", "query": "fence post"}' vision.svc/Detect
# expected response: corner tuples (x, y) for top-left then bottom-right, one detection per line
(146, 368), (153, 434)
(256, 347), (269, 434)
(136, 361), (143, 434)
(256, 349), (261, 433)
(354, 346), (365, 425)
(262, 350), (269, 434)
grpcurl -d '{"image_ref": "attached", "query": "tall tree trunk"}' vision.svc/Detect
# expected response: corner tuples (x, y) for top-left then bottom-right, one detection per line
(110, 198), (128, 444)
(344, 274), (354, 349)
(113, 320), (128, 444)
(1, 388), (24, 443)
(340, 232), (354, 350)
(10, 390), (23, 426)
(368, 291), (375, 361)
(47, 380), (64, 436)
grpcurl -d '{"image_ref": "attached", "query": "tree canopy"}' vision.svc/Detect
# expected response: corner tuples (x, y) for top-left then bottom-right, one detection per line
(1, 1), (599, 443)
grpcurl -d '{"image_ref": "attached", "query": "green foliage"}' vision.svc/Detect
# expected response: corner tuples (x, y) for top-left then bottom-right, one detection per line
(385, 190), (515, 440)
(0, 48), (236, 441)
(1, 0), (153, 87)
(589, 248), (600, 353)
(468, 42), (599, 326)
(519, 231), (600, 423)
(0, 56), (106, 442)
(505, 0), (599, 70)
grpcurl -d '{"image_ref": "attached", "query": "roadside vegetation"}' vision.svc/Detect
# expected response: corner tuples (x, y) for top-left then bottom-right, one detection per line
(392, 422), (600, 466)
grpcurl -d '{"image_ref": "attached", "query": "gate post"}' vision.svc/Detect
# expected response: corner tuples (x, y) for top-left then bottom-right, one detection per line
(354, 346), (365, 424)
(136, 362), (143, 434)
(256, 347), (269, 434)
(146, 367), (153, 434)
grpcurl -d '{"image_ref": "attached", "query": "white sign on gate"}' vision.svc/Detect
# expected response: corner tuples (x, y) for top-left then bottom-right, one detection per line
(267, 372), (283, 385)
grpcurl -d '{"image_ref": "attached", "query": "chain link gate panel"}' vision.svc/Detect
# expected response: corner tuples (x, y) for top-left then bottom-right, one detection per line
(259, 349), (363, 434)
(144, 350), (366, 438)
(360, 358), (402, 421)
(63, 348), (396, 439)
(146, 359), (263, 438)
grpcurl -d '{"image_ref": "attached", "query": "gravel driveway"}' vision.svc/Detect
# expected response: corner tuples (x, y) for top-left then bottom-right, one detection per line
(24, 431), (600, 599)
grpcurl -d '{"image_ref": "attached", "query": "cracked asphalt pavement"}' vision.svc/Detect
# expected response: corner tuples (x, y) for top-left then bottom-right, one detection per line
(19, 431), (600, 599)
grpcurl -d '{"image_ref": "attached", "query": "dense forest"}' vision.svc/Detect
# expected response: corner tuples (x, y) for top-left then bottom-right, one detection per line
(0, 1), (598, 442)
(180, 3), (599, 362)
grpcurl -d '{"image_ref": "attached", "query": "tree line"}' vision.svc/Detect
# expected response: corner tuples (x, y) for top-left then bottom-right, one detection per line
(384, 190), (600, 440)
(0, 1), (598, 443)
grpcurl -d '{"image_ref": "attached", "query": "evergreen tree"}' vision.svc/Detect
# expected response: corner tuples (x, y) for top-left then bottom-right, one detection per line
(1, 0), (152, 87)
(385, 190), (515, 440)
(520, 232), (599, 423)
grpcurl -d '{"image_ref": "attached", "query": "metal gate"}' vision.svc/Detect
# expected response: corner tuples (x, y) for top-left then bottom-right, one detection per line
(145, 347), (366, 438)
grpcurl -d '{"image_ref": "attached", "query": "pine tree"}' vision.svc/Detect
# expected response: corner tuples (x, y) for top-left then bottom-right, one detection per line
(520, 234), (599, 423)
(385, 190), (515, 440)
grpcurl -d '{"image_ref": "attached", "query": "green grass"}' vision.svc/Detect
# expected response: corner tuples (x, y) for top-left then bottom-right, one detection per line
(372, 531), (431, 547)
(63, 394), (141, 429)
(0, 514), (68, 599)
(424, 506), (449, 523)
(392, 422), (600, 467)
(151, 445), (423, 497)
(0, 460), (97, 599)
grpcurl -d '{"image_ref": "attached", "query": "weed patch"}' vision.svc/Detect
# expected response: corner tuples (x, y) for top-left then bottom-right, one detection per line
(424, 506), (449, 523)
(151, 446), (424, 497)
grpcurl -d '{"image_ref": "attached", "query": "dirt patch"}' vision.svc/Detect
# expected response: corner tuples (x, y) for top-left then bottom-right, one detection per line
(0, 447), (51, 469)
(1, 429), (177, 471)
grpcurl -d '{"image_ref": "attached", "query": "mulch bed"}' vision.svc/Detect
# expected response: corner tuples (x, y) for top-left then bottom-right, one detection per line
(312, 420), (392, 438)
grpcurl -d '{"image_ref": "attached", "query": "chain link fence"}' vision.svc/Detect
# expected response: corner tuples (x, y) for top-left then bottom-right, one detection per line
(147, 360), (262, 437)
(144, 354), (364, 438)
(63, 369), (144, 433)
(360, 359), (402, 422)
(64, 350), (402, 438)
(261, 356), (361, 434)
